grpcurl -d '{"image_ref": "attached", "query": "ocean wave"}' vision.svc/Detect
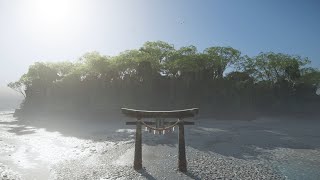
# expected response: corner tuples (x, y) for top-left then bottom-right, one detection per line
(0, 111), (14, 115)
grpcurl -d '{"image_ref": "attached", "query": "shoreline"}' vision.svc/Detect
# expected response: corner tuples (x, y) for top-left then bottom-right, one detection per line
(1, 111), (320, 179)
(13, 107), (320, 122)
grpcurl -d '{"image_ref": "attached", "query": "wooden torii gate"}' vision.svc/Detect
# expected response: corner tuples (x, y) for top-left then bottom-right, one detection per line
(122, 108), (199, 172)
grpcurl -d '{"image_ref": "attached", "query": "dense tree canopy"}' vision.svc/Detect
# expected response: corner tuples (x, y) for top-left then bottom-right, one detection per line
(9, 41), (320, 118)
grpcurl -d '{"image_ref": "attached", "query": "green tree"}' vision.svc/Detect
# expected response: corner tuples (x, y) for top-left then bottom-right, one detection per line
(139, 41), (176, 76)
(299, 67), (320, 85)
(7, 81), (26, 97)
(204, 46), (241, 79)
(78, 52), (111, 80)
(249, 52), (310, 83)
(22, 62), (59, 86)
(47, 61), (75, 78)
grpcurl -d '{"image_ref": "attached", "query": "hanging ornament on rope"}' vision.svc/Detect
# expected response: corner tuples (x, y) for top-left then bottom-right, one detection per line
(141, 117), (180, 135)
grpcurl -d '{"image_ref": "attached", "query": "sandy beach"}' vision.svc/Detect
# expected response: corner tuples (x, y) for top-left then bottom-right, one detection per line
(1, 111), (320, 179)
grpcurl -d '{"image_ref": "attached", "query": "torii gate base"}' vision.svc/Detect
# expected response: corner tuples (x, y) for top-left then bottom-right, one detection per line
(122, 108), (199, 172)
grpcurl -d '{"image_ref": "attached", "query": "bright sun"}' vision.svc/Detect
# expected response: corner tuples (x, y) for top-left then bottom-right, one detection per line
(31, 0), (71, 26)
(19, 0), (88, 40)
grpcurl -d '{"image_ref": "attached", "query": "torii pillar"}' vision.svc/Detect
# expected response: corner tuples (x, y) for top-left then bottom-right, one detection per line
(122, 108), (199, 172)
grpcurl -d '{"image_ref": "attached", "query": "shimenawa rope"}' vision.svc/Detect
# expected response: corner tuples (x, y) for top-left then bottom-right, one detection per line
(139, 118), (180, 131)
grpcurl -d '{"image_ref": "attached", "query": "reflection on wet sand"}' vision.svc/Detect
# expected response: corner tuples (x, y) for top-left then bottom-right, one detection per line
(1, 113), (320, 179)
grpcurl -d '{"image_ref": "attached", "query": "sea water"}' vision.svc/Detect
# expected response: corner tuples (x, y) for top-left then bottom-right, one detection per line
(1, 111), (320, 179)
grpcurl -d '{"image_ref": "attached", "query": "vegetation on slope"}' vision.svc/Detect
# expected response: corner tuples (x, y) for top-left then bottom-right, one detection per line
(9, 41), (320, 118)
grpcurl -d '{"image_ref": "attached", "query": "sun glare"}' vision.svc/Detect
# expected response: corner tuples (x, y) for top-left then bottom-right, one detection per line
(19, 0), (89, 41)
(31, 0), (70, 26)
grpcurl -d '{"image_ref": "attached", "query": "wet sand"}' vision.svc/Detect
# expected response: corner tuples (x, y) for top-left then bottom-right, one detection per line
(1, 112), (320, 179)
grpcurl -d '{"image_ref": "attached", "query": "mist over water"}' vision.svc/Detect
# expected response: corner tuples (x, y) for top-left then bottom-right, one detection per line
(0, 96), (22, 111)
(1, 112), (320, 179)
(0, 99), (22, 112)
(0, 86), (23, 111)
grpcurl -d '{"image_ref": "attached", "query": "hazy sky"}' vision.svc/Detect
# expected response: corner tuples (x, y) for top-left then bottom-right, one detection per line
(0, 0), (320, 95)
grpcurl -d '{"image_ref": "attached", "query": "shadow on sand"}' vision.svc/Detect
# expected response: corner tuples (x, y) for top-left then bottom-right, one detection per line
(135, 168), (157, 180)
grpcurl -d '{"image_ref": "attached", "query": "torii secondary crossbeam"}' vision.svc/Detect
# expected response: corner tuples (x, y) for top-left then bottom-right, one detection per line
(122, 108), (199, 172)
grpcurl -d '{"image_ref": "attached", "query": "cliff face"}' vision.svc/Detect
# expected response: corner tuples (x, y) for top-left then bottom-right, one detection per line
(9, 44), (320, 119)
(15, 78), (320, 119)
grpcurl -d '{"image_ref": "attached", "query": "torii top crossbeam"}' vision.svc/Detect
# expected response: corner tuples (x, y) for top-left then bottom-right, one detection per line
(121, 108), (199, 119)
(122, 107), (199, 172)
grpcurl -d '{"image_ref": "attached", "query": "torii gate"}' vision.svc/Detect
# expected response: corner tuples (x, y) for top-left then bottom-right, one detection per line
(122, 108), (199, 172)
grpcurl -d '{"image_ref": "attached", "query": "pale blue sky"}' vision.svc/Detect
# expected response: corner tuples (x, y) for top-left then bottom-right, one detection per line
(0, 0), (319, 94)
